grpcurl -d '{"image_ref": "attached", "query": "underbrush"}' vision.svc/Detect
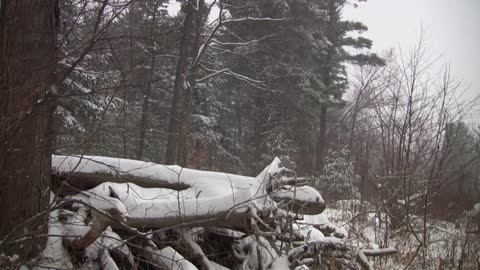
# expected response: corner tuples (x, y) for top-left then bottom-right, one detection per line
(325, 200), (480, 269)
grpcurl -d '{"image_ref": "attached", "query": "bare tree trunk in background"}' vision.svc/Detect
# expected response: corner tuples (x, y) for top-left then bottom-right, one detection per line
(122, 2), (136, 159)
(316, 105), (328, 173)
(177, 83), (194, 166)
(359, 140), (370, 202)
(136, 1), (159, 161)
(253, 89), (269, 173)
(165, 3), (195, 165)
(177, 4), (205, 167)
(0, 0), (57, 257)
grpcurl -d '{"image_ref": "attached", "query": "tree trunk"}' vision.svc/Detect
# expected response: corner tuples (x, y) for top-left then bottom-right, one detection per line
(177, 2), (205, 167)
(316, 105), (328, 173)
(165, 3), (195, 165)
(0, 0), (57, 257)
(136, 2), (159, 161)
(253, 89), (269, 173)
(359, 139), (370, 202)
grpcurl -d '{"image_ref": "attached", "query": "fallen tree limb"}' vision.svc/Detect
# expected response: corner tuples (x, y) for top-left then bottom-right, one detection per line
(361, 247), (397, 257)
(271, 185), (326, 215)
(69, 210), (110, 250)
(52, 155), (192, 191)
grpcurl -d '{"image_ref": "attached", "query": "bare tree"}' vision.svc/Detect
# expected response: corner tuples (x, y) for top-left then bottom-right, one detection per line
(345, 34), (479, 267)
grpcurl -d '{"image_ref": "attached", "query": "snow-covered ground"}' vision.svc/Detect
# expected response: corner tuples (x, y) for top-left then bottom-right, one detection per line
(321, 200), (480, 269)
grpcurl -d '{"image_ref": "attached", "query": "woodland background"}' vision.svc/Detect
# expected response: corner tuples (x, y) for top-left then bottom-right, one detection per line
(0, 0), (479, 269)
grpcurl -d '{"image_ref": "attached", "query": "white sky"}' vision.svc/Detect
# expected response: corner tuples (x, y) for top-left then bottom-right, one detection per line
(167, 0), (181, 16)
(344, 0), (480, 124)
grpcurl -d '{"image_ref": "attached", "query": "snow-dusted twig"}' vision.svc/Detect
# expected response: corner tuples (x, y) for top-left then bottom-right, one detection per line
(191, 0), (223, 68)
(196, 66), (265, 84)
(211, 34), (277, 47)
(222, 17), (285, 24)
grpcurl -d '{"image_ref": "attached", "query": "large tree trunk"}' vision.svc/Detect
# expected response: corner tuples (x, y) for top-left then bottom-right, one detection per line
(0, 0), (58, 257)
(165, 3), (195, 165)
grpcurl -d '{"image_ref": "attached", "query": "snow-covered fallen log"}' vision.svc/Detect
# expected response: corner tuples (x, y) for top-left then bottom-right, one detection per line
(38, 155), (397, 269)
(53, 155), (326, 220)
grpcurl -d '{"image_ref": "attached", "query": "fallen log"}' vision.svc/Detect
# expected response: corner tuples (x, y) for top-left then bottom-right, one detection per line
(39, 155), (389, 270)
(54, 155), (327, 232)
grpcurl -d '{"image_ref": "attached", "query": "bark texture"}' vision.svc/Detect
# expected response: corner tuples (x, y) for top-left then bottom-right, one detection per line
(0, 0), (57, 257)
(136, 1), (159, 161)
(165, 3), (195, 165)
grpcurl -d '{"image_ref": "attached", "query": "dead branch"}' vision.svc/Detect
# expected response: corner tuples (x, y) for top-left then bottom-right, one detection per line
(68, 210), (110, 250)
(361, 247), (397, 257)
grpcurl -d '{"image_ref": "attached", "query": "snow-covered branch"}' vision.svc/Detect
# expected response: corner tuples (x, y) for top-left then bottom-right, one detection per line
(196, 65), (265, 85)
(222, 17), (286, 24)
(211, 34), (278, 47)
(361, 247), (397, 257)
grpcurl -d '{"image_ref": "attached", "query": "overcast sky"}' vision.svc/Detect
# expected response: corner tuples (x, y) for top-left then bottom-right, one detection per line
(344, 0), (480, 123)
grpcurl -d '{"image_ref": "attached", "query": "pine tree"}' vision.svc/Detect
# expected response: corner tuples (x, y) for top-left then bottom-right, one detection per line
(216, 0), (382, 174)
(315, 0), (384, 173)
(317, 147), (360, 201)
(56, 0), (177, 163)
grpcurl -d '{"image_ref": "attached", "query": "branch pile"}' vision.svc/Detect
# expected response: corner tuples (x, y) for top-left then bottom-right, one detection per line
(33, 155), (395, 269)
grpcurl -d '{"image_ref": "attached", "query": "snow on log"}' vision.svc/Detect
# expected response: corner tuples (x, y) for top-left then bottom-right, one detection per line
(271, 185), (326, 215)
(300, 213), (348, 239)
(66, 181), (252, 229)
(54, 155), (326, 230)
(53, 154), (267, 198)
(35, 209), (73, 270)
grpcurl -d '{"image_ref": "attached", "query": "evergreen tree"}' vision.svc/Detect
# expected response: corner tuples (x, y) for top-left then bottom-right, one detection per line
(216, 0), (382, 174)
(317, 147), (360, 201)
(56, 0), (178, 163)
